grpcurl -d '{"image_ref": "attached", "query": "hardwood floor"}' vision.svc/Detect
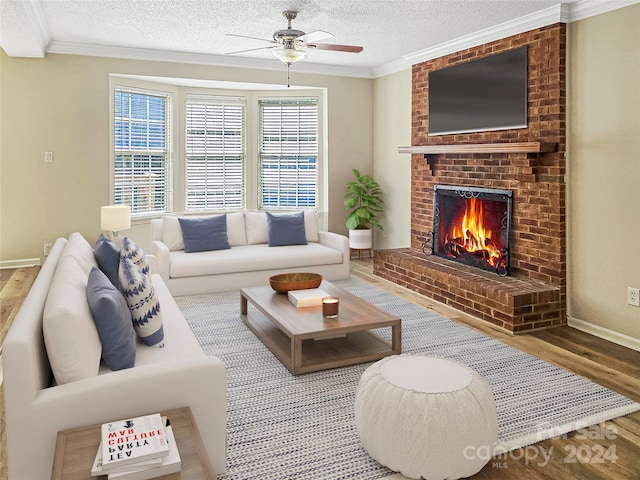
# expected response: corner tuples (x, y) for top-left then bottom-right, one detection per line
(0, 266), (40, 480)
(1, 261), (639, 479)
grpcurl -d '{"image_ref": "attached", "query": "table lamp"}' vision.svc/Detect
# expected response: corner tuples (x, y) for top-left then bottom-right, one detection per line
(101, 205), (131, 242)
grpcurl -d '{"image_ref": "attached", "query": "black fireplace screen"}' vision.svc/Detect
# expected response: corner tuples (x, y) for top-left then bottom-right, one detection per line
(431, 185), (512, 276)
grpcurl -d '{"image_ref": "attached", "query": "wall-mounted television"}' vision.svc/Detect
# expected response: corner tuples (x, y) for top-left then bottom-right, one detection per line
(428, 46), (528, 136)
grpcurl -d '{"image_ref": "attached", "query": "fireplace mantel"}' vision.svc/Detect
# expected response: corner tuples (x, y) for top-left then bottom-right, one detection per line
(398, 142), (557, 155)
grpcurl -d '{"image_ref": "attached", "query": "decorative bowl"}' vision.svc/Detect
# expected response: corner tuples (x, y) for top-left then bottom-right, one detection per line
(269, 272), (323, 293)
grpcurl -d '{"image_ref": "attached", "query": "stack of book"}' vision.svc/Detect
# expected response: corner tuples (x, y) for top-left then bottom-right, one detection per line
(288, 288), (330, 307)
(91, 413), (181, 480)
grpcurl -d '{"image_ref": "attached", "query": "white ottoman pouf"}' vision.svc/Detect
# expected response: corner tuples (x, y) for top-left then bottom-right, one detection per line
(355, 355), (498, 480)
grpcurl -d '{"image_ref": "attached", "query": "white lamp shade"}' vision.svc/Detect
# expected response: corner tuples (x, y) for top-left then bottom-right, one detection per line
(101, 205), (131, 232)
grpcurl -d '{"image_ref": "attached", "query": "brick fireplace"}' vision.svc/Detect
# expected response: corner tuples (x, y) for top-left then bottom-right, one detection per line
(374, 24), (567, 333)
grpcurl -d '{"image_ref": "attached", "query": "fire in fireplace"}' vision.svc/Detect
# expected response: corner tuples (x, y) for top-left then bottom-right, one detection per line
(430, 185), (512, 275)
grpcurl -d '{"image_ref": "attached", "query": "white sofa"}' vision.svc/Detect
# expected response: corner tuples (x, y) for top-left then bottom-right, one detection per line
(2, 233), (227, 480)
(151, 211), (350, 296)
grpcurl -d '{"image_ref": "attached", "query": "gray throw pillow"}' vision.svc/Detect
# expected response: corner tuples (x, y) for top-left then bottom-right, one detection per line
(178, 214), (231, 253)
(94, 233), (120, 289)
(86, 267), (136, 370)
(266, 211), (308, 247)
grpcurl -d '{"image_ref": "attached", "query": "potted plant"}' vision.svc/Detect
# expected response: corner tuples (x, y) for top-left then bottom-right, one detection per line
(343, 168), (384, 252)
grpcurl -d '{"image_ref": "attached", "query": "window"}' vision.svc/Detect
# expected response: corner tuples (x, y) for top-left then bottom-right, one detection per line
(185, 95), (245, 211)
(114, 89), (171, 216)
(259, 98), (318, 209)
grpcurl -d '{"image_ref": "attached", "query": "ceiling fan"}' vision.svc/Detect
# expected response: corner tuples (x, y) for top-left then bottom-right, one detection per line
(227, 11), (363, 85)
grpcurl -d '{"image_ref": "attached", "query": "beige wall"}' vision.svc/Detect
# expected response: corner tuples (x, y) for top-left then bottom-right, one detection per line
(567, 4), (640, 342)
(372, 69), (412, 250)
(0, 52), (373, 261)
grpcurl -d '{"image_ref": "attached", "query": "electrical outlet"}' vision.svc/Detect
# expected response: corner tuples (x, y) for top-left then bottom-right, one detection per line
(628, 287), (640, 307)
(43, 243), (52, 256)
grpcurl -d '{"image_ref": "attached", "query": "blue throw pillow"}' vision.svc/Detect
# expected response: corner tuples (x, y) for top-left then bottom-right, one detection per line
(178, 215), (231, 253)
(94, 233), (120, 289)
(266, 211), (308, 247)
(86, 267), (136, 370)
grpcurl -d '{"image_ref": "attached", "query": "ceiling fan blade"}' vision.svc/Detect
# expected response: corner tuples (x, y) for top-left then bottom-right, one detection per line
(226, 45), (277, 55)
(307, 43), (363, 53)
(299, 30), (333, 43)
(226, 33), (276, 44)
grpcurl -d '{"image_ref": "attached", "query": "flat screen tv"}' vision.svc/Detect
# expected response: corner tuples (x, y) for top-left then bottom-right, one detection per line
(428, 46), (527, 136)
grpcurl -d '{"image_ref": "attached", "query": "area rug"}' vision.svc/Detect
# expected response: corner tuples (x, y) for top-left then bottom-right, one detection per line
(175, 277), (640, 480)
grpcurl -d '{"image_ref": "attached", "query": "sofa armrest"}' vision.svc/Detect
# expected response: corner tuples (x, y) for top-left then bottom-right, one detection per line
(151, 240), (171, 281)
(318, 231), (349, 257)
(6, 357), (227, 479)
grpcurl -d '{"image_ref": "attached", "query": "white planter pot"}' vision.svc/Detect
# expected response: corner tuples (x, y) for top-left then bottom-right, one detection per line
(349, 228), (373, 249)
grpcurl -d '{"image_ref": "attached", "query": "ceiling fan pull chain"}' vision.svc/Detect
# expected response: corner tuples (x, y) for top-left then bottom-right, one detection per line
(287, 63), (291, 88)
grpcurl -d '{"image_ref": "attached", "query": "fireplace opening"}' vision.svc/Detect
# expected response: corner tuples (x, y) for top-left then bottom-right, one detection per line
(431, 185), (512, 276)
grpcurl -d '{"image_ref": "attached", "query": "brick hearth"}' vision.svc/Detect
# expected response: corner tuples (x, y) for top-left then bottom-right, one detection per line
(375, 24), (567, 333)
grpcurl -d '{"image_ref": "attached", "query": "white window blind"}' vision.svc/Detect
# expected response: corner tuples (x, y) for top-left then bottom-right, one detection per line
(259, 98), (318, 209)
(185, 95), (245, 211)
(114, 89), (171, 215)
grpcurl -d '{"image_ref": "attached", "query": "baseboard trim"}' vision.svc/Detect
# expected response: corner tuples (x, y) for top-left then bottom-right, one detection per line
(568, 316), (640, 352)
(0, 258), (41, 269)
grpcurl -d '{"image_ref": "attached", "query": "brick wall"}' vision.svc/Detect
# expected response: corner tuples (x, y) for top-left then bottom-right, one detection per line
(375, 24), (567, 332)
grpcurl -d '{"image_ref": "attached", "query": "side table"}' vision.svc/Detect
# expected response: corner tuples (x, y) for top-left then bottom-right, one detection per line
(51, 407), (216, 480)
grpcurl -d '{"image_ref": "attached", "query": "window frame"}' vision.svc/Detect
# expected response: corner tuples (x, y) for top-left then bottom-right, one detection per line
(111, 85), (173, 218)
(109, 78), (327, 220)
(258, 97), (319, 210)
(184, 93), (247, 212)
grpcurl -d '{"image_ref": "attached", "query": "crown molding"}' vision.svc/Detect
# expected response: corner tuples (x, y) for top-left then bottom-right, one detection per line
(401, 4), (570, 66)
(23, 0), (51, 53)
(372, 58), (412, 78)
(568, 0), (640, 22)
(22, 0), (640, 80)
(46, 41), (374, 79)
(374, 0), (639, 78)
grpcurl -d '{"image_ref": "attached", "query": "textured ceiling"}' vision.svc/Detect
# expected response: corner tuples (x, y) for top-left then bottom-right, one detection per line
(0, 0), (604, 75)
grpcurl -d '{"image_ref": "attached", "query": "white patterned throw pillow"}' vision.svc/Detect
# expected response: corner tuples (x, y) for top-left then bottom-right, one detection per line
(120, 237), (150, 275)
(119, 255), (165, 348)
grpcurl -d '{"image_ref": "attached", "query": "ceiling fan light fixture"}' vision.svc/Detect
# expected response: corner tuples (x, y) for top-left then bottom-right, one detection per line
(273, 46), (306, 64)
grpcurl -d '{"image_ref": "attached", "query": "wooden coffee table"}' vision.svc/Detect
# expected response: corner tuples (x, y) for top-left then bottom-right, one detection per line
(240, 281), (401, 374)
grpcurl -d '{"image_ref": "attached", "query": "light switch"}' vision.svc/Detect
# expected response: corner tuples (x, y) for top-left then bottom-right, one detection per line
(44, 151), (53, 163)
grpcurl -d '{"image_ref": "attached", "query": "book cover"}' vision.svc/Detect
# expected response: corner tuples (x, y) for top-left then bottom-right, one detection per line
(107, 424), (181, 480)
(288, 288), (330, 307)
(100, 413), (169, 470)
(91, 444), (163, 476)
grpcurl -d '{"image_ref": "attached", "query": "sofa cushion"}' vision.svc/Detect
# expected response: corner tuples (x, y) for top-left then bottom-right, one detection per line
(245, 211), (269, 245)
(169, 243), (343, 278)
(62, 232), (99, 274)
(43, 253), (102, 385)
(162, 216), (185, 251)
(267, 211), (307, 247)
(121, 237), (150, 275)
(246, 211), (319, 245)
(303, 211), (319, 242)
(226, 211), (247, 246)
(119, 256), (165, 348)
(86, 267), (136, 370)
(179, 215), (231, 253)
(97, 274), (206, 373)
(94, 234), (120, 288)
(163, 212), (246, 251)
